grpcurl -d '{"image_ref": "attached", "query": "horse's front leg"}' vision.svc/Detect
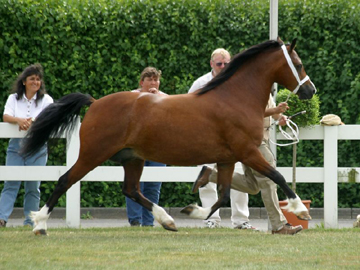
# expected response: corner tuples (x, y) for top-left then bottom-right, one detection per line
(181, 163), (234, 220)
(267, 169), (311, 220)
(244, 149), (311, 221)
(122, 159), (177, 232)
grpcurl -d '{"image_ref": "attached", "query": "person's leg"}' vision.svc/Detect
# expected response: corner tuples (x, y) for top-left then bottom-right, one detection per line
(23, 181), (41, 226)
(257, 177), (286, 230)
(254, 142), (287, 231)
(141, 161), (165, 226)
(200, 168), (221, 227)
(230, 189), (249, 227)
(23, 146), (47, 226)
(0, 139), (24, 223)
(230, 166), (260, 194)
(0, 181), (22, 223)
(206, 161), (259, 195)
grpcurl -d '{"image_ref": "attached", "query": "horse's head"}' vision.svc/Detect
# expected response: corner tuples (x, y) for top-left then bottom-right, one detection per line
(277, 37), (316, 100)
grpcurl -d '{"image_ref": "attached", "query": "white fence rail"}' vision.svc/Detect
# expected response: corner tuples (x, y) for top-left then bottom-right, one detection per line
(1, 122), (359, 228)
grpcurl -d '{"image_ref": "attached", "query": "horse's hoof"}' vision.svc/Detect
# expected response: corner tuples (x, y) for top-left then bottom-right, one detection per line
(34, 229), (47, 236)
(162, 221), (178, 232)
(296, 211), (312, 221)
(180, 204), (196, 215)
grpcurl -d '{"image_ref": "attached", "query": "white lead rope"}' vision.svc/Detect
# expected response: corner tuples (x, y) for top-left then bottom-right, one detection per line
(269, 119), (299, 146)
(268, 111), (306, 147)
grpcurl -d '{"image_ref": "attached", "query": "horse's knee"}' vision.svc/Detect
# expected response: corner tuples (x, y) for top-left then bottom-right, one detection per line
(235, 167), (260, 194)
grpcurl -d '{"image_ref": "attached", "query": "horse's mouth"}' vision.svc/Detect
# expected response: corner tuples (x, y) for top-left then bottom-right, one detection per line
(297, 84), (315, 100)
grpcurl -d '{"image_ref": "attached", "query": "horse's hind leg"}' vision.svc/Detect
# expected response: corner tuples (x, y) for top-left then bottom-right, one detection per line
(181, 163), (234, 221)
(31, 162), (95, 235)
(122, 159), (177, 231)
(31, 170), (71, 235)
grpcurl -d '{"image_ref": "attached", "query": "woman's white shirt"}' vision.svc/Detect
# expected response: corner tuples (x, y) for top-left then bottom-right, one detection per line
(3, 93), (53, 118)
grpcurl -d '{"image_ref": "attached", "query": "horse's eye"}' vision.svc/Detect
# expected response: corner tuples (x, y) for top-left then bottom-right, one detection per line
(296, 64), (303, 70)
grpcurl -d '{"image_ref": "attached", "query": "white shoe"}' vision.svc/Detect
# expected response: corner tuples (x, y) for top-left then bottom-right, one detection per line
(205, 220), (219, 228)
(234, 221), (259, 231)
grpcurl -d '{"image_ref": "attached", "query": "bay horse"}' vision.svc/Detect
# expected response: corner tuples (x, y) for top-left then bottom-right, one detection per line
(22, 37), (316, 235)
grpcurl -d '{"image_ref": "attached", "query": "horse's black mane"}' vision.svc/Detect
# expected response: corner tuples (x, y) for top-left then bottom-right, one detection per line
(197, 40), (282, 95)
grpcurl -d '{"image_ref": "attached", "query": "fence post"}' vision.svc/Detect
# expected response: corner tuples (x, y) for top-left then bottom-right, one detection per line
(323, 125), (338, 228)
(65, 118), (81, 228)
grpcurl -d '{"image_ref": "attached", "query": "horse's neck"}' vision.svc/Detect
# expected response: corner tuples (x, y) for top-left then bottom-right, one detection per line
(224, 49), (284, 109)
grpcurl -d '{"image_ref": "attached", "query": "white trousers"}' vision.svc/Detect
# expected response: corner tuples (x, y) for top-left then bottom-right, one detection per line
(199, 182), (249, 227)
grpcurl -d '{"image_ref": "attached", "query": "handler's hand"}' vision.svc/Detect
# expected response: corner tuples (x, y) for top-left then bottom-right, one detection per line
(276, 102), (289, 114)
(278, 115), (288, 126)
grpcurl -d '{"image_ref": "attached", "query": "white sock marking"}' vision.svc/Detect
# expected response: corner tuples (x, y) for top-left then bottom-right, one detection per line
(281, 195), (308, 215)
(152, 204), (174, 225)
(186, 204), (212, 220)
(31, 205), (51, 232)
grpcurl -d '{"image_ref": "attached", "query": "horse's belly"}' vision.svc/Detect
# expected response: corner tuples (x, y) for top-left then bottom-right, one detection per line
(133, 140), (236, 166)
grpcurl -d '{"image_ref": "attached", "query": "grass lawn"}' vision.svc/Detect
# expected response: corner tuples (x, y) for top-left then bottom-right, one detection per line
(0, 226), (359, 270)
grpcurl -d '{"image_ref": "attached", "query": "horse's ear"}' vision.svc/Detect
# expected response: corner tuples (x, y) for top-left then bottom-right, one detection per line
(289, 38), (297, 53)
(277, 36), (284, 45)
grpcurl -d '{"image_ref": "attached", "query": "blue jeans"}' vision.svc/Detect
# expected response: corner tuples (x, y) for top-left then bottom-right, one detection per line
(125, 160), (165, 226)
(0, 138), (47, 226)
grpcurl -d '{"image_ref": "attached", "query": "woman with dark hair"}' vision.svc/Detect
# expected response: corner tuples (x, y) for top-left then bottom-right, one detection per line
(0, 63), (53, 227)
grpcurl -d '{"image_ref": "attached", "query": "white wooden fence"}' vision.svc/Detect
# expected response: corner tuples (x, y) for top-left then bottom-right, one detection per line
(1, 122), (359, 229)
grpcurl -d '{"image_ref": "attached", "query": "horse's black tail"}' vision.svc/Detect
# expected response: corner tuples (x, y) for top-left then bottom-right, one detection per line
(21, 93), (95, 157)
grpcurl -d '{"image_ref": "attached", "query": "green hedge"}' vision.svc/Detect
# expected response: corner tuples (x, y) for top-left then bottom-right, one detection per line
(1, 0), (360, 208)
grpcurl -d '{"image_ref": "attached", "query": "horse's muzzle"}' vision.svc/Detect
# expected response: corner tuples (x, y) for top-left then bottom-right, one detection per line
(297, 84), (316, 100)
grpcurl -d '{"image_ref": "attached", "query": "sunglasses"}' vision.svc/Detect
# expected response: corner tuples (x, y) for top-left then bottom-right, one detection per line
(215, 62), (229, 67)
